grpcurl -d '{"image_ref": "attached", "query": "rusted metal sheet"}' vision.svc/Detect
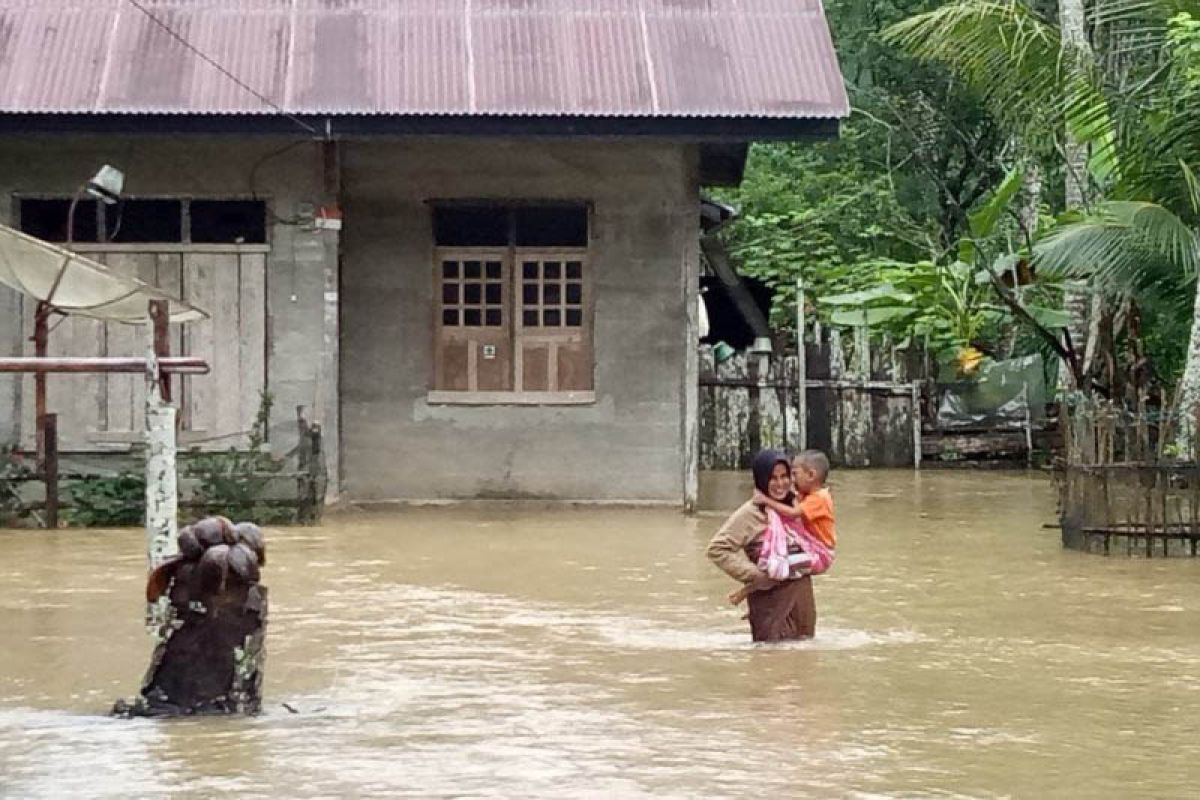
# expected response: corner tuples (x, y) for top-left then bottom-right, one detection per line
(0, 0), (848, 119)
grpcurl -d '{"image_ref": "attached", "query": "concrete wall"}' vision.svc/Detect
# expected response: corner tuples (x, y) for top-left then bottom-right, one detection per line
(341, 140), (698, 502)
(0, 137), (337, 473)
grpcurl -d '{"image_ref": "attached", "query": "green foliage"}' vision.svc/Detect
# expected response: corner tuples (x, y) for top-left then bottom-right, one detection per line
(880, 0), (1200, 395)
(713, 0), (1020, 364)
(1, 445), (32, 523)
(185, 390), (284, 522)
(66, 472), (145, 527)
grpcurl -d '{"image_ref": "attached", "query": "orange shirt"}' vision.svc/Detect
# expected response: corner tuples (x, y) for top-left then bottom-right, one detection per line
(800, 487), (836, 548)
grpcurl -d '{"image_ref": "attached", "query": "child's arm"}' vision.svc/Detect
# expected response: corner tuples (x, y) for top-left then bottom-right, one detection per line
(751, 489), (803, 519)
(728, 571), (778, 605)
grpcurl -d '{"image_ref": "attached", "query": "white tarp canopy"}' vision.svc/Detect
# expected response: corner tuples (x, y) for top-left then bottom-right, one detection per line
(0, 223), (206, 324)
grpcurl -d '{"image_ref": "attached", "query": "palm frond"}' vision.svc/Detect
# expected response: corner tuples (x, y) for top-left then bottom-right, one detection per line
(884, 1), (1064, 150)
(1093, 0), (1200, 28)
(1036, 201), (1200, 292)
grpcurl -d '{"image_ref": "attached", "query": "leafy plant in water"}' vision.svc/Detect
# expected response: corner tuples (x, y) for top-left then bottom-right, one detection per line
(66, 472), (145, 527)
(186, 391), (285, 522)
(1, 445), (32, 523)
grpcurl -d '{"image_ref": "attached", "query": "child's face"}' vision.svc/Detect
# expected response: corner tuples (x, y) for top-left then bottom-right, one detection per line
(792, 462), (822, 493)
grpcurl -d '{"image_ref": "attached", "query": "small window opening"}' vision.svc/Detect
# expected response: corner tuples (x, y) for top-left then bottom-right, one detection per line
(433, 204), (588, 247)
(191, 200), (267, 244)
(106, 199), (183, 243)
(434, 207), (509, 247)
(19, 198), (99, 243)
(515, 206), (588, 247)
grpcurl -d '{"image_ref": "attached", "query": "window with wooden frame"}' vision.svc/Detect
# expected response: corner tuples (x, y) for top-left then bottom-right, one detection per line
(431, 204), (593, 403)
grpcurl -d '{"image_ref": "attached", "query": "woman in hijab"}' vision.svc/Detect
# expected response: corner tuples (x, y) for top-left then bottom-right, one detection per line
(706, 449), (817, 642)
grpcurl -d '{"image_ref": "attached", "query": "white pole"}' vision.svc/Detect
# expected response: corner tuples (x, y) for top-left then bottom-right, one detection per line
(144, 340), (178, 629)
(796, 276), (808, 452)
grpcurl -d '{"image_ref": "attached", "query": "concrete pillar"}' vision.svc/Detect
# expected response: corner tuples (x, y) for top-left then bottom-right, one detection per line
(319, 141), (341, 502)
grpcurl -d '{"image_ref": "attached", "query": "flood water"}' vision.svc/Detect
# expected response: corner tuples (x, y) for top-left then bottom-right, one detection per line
(2, 470), (1199, 798)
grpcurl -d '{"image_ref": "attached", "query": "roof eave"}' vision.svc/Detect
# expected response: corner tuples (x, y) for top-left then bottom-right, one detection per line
(0, 113), (841, 143)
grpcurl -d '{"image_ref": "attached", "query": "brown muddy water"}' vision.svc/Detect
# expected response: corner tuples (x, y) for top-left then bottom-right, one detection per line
(2, 470), (1199, 799)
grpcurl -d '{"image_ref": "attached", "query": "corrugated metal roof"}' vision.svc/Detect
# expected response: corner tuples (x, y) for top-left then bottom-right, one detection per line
(0, 0), (848, 119)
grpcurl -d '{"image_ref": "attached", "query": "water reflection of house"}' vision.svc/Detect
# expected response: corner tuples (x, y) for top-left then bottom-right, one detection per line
(0, 1), (847, 508)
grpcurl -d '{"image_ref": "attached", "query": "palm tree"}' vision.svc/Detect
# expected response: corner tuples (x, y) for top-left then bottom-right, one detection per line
(886, 0), (1109, 384)
(886, 0), (1200, 445)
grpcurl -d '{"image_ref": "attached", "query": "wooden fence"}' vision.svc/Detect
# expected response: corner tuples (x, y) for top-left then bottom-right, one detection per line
(0, 423), (326, 528)
(699, 325), (923, 469)
(1058, 402), (1200, 556)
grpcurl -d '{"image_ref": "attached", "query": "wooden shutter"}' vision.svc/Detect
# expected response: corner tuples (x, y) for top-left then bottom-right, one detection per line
(433, 250), (512, 392)
(514, 251), (592, 393)
(21, 247), (266, 450)
(180, 251), (267, 447)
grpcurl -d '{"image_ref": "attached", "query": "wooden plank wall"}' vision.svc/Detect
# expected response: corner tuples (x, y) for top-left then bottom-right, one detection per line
(698, 330), (919, 469)
(20, 249), (266, 451)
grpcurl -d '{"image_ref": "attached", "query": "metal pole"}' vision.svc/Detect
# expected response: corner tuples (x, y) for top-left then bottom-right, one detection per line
(34, 185), (85, 477)
(0, 357), (209, 374)
(796, 276), (807, 452)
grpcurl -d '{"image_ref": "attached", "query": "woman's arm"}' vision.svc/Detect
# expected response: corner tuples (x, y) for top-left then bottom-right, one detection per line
(706, 502), (772, 584)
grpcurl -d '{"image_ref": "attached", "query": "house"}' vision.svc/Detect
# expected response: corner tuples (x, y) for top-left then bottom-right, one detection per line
(0, 0), (848, 508)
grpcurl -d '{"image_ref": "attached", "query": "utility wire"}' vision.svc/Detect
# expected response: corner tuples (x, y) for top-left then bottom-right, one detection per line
(123, 0), (320, 137)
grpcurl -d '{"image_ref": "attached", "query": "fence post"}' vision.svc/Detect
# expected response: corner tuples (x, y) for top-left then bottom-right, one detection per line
(910, 383), (921, 470)
(796, 275), (807, 451)
(296, 411), (326, 525)
(43, 413), (58, 528)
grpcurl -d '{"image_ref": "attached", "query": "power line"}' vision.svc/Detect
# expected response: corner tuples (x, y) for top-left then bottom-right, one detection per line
(123, 0), (320, 137)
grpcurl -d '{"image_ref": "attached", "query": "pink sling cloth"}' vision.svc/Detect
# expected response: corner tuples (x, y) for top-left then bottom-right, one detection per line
(761, 509), (835, 579)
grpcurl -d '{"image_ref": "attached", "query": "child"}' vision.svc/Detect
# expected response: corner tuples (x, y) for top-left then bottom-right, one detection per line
(728, 449), (836, 606)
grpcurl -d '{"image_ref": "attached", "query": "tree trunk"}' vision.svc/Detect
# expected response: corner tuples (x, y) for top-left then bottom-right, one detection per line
(1060, 0), (1093, 392)
(1175, 277), (1200, 451)
(1000, 160), (1043, 358)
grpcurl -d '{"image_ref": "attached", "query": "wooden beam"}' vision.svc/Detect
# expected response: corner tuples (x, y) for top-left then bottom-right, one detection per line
(43, 413), (57, 530)
(150, 299), (171, 402)
(700, 235), (771, 340)
(33, 302), (49, 472)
